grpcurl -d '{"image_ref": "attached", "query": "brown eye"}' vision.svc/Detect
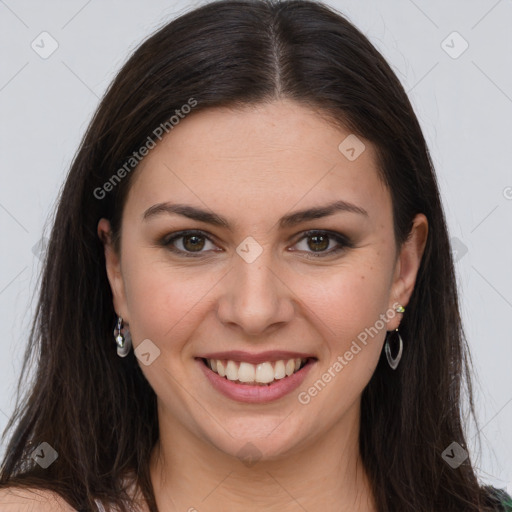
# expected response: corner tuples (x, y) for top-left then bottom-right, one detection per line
(161, 229), (352, 259)
(162, 230), (217, 257)
(182, 234), (206, 252)
(307, 233), (329, 252)
(292, 230), (352, 258)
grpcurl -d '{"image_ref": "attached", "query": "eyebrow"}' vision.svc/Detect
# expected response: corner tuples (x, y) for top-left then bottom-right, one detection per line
(142, 200), (368, 230)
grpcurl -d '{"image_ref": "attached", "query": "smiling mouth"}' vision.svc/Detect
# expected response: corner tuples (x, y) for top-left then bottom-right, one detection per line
(201, 357), (311, 386)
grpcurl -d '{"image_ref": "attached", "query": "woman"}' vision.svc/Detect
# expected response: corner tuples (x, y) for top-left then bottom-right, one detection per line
(0, 0), (510, 510)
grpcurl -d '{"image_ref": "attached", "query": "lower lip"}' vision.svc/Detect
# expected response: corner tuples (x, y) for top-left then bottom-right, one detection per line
(197, 358), (316, 403)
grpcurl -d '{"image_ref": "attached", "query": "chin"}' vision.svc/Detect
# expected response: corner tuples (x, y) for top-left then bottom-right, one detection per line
(199, 418), (309, 465)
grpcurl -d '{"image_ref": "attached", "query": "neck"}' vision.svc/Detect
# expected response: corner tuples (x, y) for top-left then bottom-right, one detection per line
(149, 399), (376, 512)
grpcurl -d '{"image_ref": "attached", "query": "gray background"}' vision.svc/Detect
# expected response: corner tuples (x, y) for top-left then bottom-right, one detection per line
(1, 0), (511, 492)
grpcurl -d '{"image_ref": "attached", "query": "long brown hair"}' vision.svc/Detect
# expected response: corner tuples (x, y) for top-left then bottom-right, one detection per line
(0, 1), (506, 510)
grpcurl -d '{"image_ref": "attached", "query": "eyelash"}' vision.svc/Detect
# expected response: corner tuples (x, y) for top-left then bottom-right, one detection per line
(160, 229), (353, 259)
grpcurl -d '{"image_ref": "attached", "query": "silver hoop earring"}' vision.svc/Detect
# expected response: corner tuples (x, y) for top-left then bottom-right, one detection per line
(385, 328), (403, 370)
(114, 316), (132, 357)
(384, 304), (405, 370)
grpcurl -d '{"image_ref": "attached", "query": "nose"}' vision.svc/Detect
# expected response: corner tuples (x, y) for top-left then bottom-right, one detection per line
(216, 245), (296, 337)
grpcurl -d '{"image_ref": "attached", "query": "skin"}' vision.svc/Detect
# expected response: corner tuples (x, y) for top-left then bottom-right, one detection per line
(98, 98), (428, 512)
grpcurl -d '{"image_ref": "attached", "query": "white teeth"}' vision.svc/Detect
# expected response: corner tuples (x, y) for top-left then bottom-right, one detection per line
(217, 360), (226, 377)
(205, 357), (307, 384)
(238, 362), (255, 383)
(226, 360), (238, 381)
(274, 360), (286, 379)
(255, 362), (275, 384)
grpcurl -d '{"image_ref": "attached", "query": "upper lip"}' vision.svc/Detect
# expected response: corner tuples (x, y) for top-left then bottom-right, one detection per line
(197, 350), (317, 365)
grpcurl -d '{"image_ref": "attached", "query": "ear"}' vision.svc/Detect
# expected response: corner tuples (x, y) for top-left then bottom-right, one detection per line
(97, 218), (129, 322)
(387, 213), (428, 329)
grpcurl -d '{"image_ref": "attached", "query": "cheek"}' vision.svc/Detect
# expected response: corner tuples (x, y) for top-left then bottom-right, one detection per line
(122, 253), (220, 349)
(301, 259), (393, 345)
(302, 271), (391, 399)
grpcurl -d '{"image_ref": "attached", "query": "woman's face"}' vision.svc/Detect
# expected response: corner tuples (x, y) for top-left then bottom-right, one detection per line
(99, 99), (427, 461)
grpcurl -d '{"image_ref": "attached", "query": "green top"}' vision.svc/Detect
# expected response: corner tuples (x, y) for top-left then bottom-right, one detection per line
(487, 486), (512, 511)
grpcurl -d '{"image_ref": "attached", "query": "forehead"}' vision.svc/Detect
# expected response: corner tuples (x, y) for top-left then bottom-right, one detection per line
(124, 99), (390, 227)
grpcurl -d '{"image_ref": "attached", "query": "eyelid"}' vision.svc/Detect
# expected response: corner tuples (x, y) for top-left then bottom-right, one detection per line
(294, 229), (352, 246)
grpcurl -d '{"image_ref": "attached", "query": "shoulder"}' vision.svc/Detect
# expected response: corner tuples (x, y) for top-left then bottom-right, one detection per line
(0, 486), (77, 511)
